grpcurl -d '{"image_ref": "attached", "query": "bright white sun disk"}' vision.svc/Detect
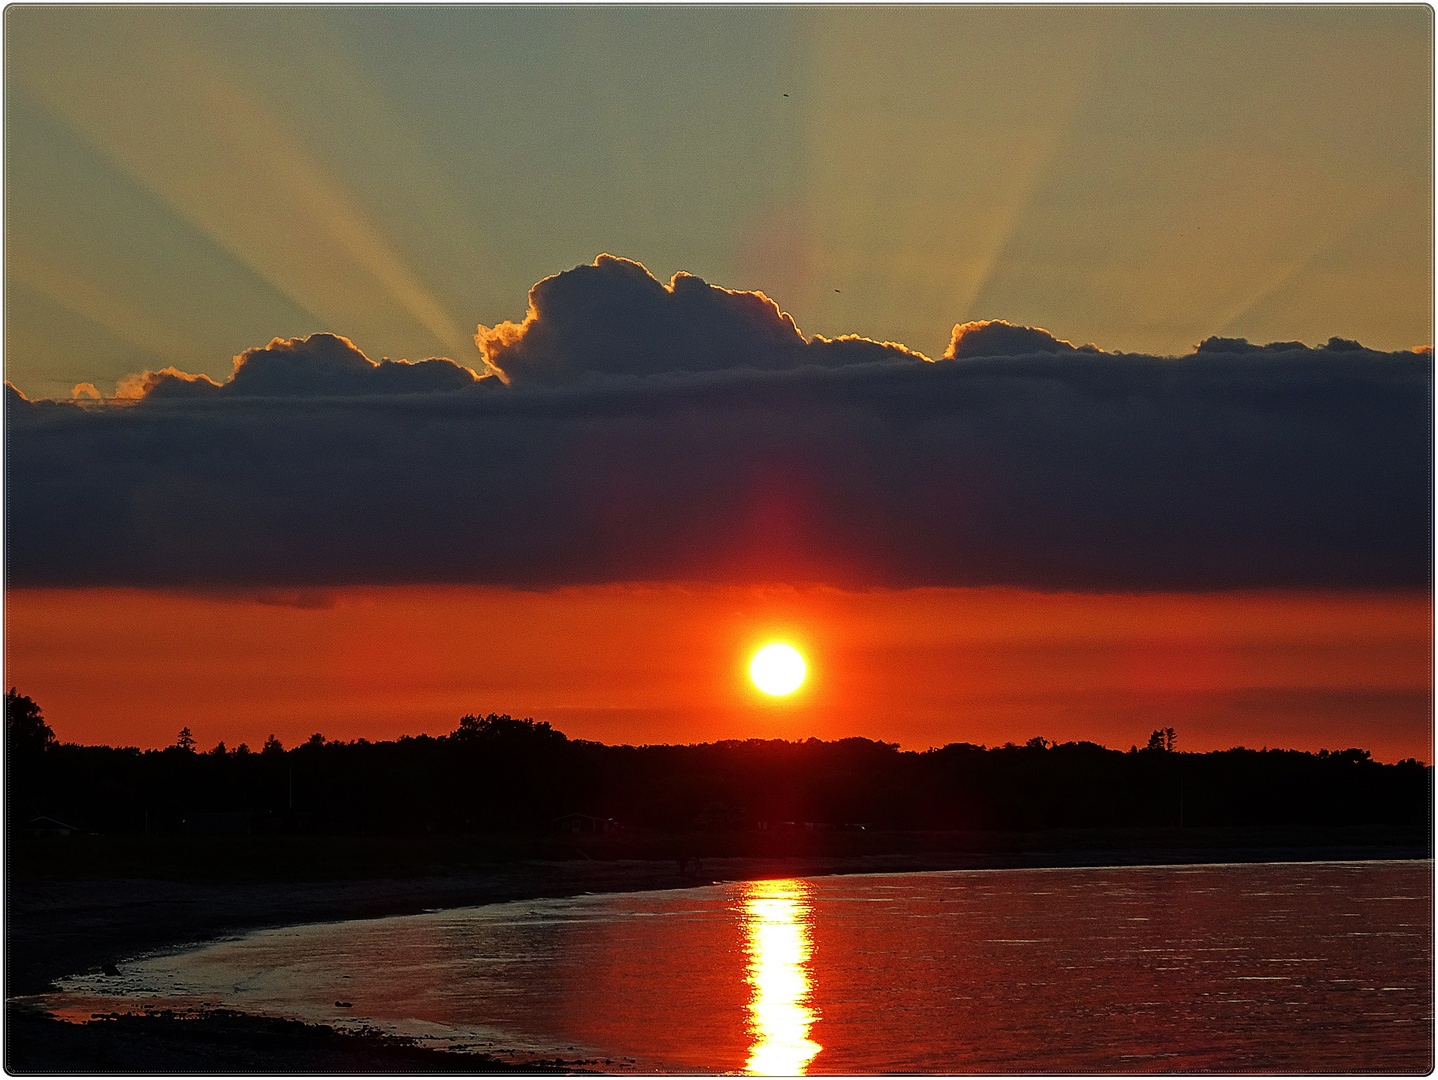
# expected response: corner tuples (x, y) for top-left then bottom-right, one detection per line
(751, 644), (806, 696)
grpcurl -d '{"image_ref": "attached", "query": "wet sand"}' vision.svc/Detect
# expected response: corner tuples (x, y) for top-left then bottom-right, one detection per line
(8, 830), (1428, 1073)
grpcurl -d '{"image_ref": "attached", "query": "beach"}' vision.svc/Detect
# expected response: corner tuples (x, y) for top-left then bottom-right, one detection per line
(7, 826), (1428, 1072)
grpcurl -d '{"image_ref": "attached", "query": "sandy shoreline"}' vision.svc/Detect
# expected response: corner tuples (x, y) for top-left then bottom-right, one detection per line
(8, 838), (1430, 1072)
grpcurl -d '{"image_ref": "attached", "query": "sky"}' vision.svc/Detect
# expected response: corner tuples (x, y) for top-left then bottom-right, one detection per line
(4, 6), (1433, 761)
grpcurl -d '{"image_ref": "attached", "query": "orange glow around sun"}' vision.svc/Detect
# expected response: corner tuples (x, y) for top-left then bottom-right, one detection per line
(4, 584), (1431, 762)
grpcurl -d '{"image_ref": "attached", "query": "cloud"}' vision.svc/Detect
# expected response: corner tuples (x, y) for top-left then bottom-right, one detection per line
(117, 366), (223, 400)
(945, 319), (1099, 359)
(125, 333), (490, 400)
(6, 261), (1430, 591)
(476, 254), (928, 384)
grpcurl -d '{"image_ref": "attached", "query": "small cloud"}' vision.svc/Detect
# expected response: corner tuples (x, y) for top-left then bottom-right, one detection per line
(117, 367), (223, 400)
(944, 320), (1097, 360)
(119, 333), (491, 403)
(810, 334), (932, 365)
(225, 333), (490, 398)
(179, 585), (340, 609)
(71, 383), (101, 401)
(250, 588), (337, 610)
(1193, 336), (1396, 356)
(1194, 336), (1263, 354)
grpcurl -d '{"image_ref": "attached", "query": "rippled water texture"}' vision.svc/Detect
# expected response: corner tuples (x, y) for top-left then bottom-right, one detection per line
(46, 861), (1432, 1073)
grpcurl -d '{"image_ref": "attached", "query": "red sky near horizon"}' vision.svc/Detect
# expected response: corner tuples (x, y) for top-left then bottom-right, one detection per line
(7, 584), (1430, 764)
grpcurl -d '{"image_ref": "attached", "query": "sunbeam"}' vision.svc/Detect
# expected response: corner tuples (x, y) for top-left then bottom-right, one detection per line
(9, 9), (471, 359)
(9, 246), (204, 370)
(797, 8), (1104, 356)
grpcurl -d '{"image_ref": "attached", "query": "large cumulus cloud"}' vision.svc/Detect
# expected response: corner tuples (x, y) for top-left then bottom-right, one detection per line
(476, 254), (928, 384)
(6, 258), (1431, 591)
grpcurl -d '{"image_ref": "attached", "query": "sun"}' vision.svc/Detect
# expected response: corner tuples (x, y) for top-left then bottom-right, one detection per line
(750, 643), (806, 696)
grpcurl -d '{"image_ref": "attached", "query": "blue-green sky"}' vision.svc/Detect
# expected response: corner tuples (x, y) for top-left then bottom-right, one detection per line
(6, 5), (1432, 400)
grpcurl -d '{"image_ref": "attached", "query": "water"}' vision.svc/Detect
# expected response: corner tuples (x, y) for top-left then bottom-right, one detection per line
(44, 861), (1432, 1073)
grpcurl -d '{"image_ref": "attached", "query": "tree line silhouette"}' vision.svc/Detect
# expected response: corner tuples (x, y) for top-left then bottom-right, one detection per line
(7, 691), (1429, 838)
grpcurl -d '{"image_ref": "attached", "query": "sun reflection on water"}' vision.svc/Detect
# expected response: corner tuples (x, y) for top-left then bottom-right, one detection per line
(741, 878), (822, 1075)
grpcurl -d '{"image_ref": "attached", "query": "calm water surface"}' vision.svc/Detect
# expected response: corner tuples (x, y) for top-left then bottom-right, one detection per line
(47, 861), (1432, 1073)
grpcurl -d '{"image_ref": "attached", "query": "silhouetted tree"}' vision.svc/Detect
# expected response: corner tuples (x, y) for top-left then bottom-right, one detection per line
(1147, 728), (1177, 752)
(174, 727), (196, 752)
(2, 712), (1427, 838)
(6, 689), (54, 753)
(450, 713), (567, 745)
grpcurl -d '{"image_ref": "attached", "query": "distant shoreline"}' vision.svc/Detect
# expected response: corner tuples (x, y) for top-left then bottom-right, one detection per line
(7, 832), (1431, 1072)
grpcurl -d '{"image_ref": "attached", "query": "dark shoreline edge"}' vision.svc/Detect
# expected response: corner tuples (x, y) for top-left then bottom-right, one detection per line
(8, 837), (1431, 1073)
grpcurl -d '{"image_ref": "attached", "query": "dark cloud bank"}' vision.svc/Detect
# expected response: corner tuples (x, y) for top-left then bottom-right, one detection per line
(7, 255), (1431, 591)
